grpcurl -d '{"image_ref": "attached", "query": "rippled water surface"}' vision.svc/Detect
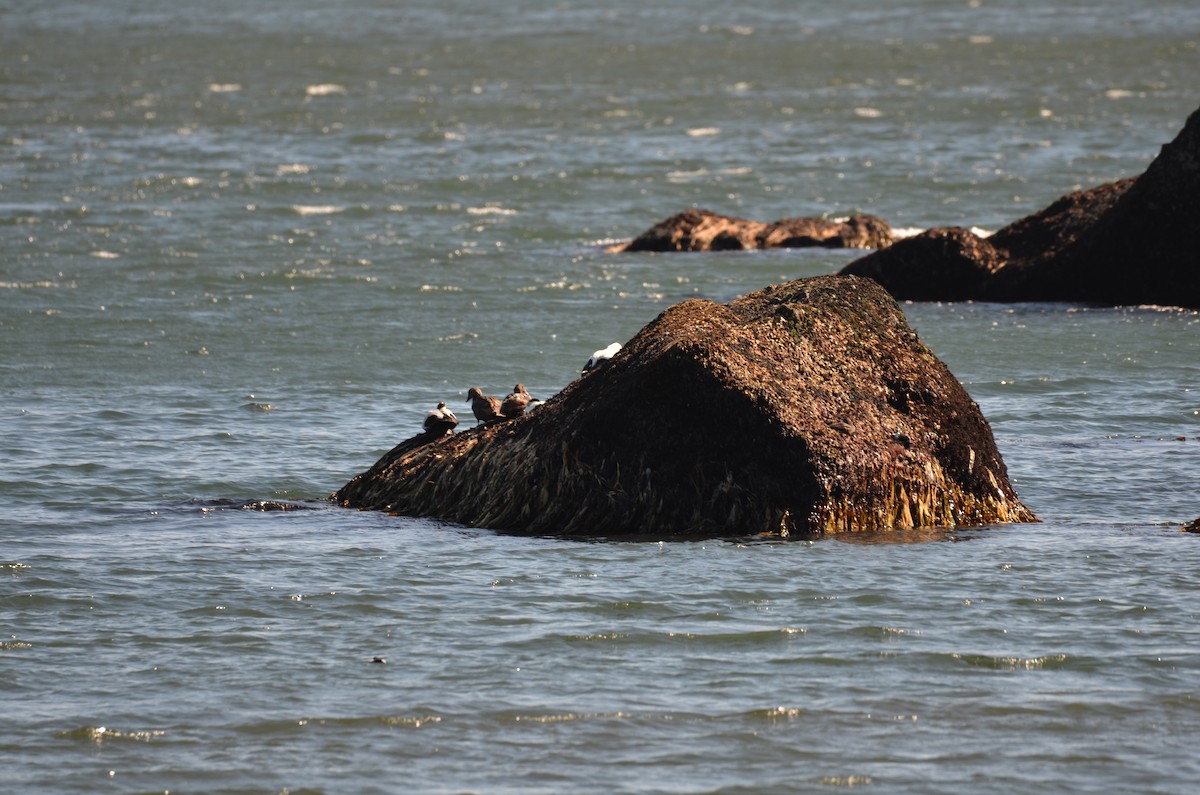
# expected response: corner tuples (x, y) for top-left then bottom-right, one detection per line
(3, 1), (1200, 792)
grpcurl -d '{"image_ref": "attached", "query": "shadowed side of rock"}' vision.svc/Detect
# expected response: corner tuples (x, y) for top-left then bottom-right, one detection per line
(839, 103), (1200, 308)
(836, 227), (1006, 302)
(334, 275), (1035, 539)
(1029, 104), (1200, 306)
(608, 209), (894, 253)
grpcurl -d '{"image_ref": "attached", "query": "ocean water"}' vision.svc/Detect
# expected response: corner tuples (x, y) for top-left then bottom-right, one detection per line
(3, 1), (1200, 792)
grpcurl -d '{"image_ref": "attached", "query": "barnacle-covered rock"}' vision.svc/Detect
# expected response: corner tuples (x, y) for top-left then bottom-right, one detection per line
(334, 275), (1035, 538)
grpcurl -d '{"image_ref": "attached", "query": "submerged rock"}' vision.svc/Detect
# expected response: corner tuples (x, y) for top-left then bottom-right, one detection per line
(334, 275), (1035, 539)
(608, 209), (894, 253)
(841, 103), (1200, 308)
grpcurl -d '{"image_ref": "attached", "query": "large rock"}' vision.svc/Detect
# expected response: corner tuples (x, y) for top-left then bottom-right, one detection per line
(841, 104), (1200, 308)
(334, 275), (1035, 538)
(608, 208), (894, 253)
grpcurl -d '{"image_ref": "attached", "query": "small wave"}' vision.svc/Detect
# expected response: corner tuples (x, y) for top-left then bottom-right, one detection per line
(90, 250), (120, 259)
(176, 498), (323, 513)
(558, 626), (807, 648)
(698, 24), (755, 36)
(244, 715), (441, 733)
(305, 83), (347, 97)
(208, 83), (242, 93)
(509, 711), (632, 724)
(747, 706), (807, 722)
(305, 715), (441, 729)
(377, 716), (441, 728)
(667, 168), (709, 183)
(588, 237), (627, 249)
(0, 280), (75, 289)
(952, 652), (1070, 670)
(57, 726), (166, 743)
(685, 127), (722, 137)
(292, 205), (345, 216)
(819, 775), (874, 788)
(466, 205), (518, 216)
(839, 623), (921, 638)
(853, 107), (884, 118)
(1131, 303), (1200, 314)
(565, 632), (629, 642)
(275, 163), (310, 176)
(519, 279), (591, 292)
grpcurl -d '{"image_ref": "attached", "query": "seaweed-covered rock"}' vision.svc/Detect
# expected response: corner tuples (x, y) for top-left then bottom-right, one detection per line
(838, 227), (1005, 302)
(608, 209), (894, 253)
(334, 275), (1035, 538)
(843, 180), (1135, 302)
(841, 103), (1200, 308)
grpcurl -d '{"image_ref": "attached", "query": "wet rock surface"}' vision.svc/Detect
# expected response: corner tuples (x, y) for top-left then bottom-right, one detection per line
(841, 104), (1200, 308)
(334, 275), (1035, 539)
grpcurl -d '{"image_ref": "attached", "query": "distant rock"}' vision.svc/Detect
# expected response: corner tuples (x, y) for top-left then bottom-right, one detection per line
(334, 275), (1035, 539)
(608, 209), (894, 253)
(841, 103), (1200, 308)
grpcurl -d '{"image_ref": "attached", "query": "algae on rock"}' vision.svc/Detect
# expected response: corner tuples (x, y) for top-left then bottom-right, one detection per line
(335, 275), (1036, 538)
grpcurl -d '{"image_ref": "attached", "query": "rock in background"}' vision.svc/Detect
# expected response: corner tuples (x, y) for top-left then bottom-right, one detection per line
(842, 103), (1200, 308)
(608, 209), (894, 253)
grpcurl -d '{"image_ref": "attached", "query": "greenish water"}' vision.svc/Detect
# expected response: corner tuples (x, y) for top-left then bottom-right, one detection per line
(3, 1), (1199, 792)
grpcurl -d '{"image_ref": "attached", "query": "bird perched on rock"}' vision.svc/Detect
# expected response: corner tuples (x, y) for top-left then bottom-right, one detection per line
(500, 384), (533, 418)
(582, 342), (622, 374)
(466, 387), (503, 425)
(423, 401), (458, 435)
